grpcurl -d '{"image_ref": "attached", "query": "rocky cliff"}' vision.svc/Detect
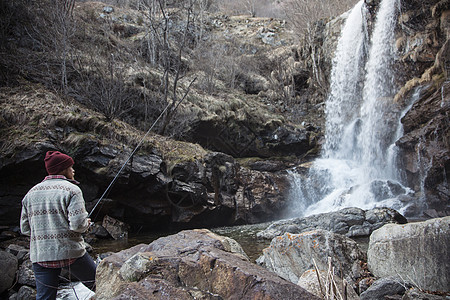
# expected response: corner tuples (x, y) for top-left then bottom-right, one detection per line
(0, 0), (448, 231)
(392, 0), (449, 215)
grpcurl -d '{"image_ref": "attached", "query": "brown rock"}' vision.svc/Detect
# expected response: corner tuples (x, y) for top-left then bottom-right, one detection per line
(95, 229), (320, 300)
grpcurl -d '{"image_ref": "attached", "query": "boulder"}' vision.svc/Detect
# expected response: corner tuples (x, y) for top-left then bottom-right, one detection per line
(89, 223), (111, 239)
(95, 229), (320, 300)
(359, 276), (408, 300)
(0, 250), (18, 294)
(367, 216), (450, 292)
(297, 269), (359, 300)
(16, 285), (36, 300)
(102, 215), (129, 240)
(256, 229), (366, 284)
(256, 207), (407, 240)
(17, 260), (35, 287)
(6, 244), (29, 264)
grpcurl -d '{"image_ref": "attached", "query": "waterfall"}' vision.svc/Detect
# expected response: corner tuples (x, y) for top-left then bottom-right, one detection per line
(290, 0), (416, 217)
(323, 0), (366, 158)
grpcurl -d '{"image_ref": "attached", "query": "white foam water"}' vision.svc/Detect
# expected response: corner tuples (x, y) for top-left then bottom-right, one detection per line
(290, 0), (418, 217)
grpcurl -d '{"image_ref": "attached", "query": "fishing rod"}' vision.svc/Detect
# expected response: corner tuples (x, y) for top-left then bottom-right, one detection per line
(88, 77), (197, 219)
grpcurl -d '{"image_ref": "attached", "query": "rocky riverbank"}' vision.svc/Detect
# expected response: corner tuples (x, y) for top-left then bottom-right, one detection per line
(1, 208), (449, 299)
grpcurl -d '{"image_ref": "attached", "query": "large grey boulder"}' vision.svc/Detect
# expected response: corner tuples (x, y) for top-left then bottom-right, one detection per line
(0, 250), (18, 294)
(256, 207), (407, 240)
(95, 229), (320, 300)
(256, 229), (366, 284)
(367, 216), (450, 292)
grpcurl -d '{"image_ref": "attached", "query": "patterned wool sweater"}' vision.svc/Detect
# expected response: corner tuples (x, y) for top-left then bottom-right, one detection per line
(20, 177), (89, 263)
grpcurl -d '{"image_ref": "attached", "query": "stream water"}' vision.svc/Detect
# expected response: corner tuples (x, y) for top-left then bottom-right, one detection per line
(91, 223), (272, 262)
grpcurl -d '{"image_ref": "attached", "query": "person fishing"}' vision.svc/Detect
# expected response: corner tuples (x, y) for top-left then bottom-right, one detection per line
(20, 151), (96, 299)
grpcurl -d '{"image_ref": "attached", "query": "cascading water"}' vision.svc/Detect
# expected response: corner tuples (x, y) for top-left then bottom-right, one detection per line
(290, 0), (416, 217)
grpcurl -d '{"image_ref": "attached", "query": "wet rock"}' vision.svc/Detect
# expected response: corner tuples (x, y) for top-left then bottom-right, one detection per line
(90, 223), (111, 239)
(102, 215), (129, 240)
(369, 180), (407, 201)
(360, 276), (408, 300)
(0, 250), (18, 294)
(397, 82), (450, 216)
(256, 207), (407, 240)
(256, 229), (366, 285)
(367, 216), (450, 292)
(95, 229), (320, 300)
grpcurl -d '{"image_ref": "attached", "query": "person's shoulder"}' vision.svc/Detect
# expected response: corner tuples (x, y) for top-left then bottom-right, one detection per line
(40, 179), (82, 194)
(59, 179), (82, 192)
(27, 181), (46, 193)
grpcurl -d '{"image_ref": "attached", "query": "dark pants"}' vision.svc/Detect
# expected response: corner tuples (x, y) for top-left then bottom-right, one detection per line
(32, 253), (96, 300)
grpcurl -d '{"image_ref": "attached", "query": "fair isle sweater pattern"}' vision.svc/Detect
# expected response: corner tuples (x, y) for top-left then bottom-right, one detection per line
(20, 177), (89, 263)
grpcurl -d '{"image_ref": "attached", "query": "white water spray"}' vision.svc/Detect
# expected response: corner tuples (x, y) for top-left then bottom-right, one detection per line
(323, 0), (366, 158)
(290, 0), (417, 217)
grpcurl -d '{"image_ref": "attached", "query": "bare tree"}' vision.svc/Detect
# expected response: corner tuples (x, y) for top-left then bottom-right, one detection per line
(33, 0), (77, 94)
(139, 0), (197, 135)
(282, 0), (357, 92)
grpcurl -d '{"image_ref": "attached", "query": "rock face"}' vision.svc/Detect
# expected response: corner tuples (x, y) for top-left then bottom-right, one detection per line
(367, 216), (450, 292)
(256, 207), (407, 240)
(95, 229), (320, 299)
(0, 142), (292, 230)
(256, 230), (366, 285)
(188, 117), (318, 158)
(396, 81), (450, 216)
(392, 0), (450, 216)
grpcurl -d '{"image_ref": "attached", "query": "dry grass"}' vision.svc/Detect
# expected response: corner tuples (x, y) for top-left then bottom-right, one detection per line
(0, 81), (208, 163)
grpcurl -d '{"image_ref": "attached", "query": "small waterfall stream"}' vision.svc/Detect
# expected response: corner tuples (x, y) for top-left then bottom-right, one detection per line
(291, 0), (419, 217)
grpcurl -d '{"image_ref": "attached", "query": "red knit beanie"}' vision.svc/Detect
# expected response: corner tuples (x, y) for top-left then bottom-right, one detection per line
(44, 151), (74, 175)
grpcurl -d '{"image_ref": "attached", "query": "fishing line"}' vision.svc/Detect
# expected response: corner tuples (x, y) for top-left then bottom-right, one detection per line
(88, 102), (170, 219)
(88, 77), (196, 219)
